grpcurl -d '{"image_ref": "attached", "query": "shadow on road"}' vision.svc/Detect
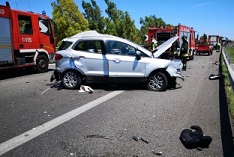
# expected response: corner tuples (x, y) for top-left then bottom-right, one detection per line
(0, 68), (53, 80)
(48, 82), (182, 92)
(219, 54), (234, 157)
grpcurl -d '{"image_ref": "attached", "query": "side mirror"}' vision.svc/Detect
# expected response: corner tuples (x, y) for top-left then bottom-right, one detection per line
(136, 50), (141, 60)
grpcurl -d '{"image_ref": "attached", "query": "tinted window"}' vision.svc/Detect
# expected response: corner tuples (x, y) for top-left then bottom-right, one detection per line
(58, 41), (73, 50)
(106, 40), (136, 56)
(18, 15), (32, 34)
(73, 40), (105, 54)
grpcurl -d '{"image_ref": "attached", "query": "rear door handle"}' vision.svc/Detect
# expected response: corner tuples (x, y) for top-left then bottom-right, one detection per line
(78, 56), (85, 59)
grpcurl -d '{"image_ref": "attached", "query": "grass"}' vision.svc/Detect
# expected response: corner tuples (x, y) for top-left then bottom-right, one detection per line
(222, 45), (234, 121)
(225, 46), (234, 59)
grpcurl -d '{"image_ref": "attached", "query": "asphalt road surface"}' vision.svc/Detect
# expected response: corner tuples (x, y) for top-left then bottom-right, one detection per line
(0, 51), (233, 157)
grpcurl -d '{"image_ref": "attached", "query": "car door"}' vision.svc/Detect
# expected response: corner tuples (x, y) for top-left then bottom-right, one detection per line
(72, 39), (108, 80)
(105, 40), (146, 81)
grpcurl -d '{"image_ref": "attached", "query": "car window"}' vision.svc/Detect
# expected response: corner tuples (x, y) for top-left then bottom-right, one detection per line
(106, 40), (136, 56)
(73, 40), (105, 54)
(58, 41), (73, 50)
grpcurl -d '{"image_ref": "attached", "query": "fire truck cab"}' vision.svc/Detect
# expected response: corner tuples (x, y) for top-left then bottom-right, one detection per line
(208, 35), (220, 51)
(0, 2), (56, 72)
(147, 24), (196, 60)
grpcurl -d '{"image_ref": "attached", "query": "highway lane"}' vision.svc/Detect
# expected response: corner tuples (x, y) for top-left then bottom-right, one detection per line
(0, 51), (233, 156)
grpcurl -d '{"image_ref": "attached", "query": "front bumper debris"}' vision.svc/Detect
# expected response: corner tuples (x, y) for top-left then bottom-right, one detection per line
(174, 71), (185, 81)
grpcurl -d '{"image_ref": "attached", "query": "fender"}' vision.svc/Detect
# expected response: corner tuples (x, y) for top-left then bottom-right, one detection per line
(19, 49), (50, 63)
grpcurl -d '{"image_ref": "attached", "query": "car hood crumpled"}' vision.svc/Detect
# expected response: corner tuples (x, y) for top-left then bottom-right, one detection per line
(153, 36), (179, 58)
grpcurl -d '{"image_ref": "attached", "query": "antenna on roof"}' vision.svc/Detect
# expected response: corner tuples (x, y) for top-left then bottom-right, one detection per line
(27, 1), (32, 12)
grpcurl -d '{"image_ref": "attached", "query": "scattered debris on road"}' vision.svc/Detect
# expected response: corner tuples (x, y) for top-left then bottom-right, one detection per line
(79, 85), (94, 93)
(209, 74), (222, 80)
(132, 136), (149, 144)
(152, 150), (163, 156)
(179, 125), (212, 150)
(86, 134), (112, 140)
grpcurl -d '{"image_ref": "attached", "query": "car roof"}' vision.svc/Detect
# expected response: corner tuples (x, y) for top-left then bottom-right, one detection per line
(64, 30), (121, 41)
(62, 30), (153, 57)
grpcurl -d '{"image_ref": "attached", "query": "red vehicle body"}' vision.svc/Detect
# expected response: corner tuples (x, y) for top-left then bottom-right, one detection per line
(147, 24), (196, 60)
(195, 39), (213, 56)
(0, 2), (56, 72)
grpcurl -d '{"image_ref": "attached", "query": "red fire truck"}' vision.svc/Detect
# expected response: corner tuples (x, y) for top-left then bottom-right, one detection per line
(0, 2), (56, 73)
(147, 23), (196, 60)
(208, 35), (220, 51)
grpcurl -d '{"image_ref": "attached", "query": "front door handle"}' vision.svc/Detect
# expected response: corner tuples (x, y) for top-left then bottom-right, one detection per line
(113, 59), (120, 63)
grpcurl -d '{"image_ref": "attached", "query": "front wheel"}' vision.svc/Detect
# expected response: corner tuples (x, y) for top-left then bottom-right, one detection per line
(147, 72), (168, 91)
(36, 55), (48, 73)
(62, 70), (81, 89)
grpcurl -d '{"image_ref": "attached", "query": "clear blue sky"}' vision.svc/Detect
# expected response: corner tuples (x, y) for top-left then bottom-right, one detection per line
(3, 0), (234, 40)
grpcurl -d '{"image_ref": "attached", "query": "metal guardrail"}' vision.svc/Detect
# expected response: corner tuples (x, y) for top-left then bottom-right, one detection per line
(222, 47), (234, 91)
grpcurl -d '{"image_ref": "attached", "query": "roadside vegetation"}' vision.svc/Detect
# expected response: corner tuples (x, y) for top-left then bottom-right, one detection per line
(51, 0), (175, 46)
(222, 44), (234, 122)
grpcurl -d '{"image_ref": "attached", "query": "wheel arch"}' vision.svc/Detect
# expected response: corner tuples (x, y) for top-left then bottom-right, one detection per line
(147, 68), (170, 91)
(148, 68), (171, 79)
(61, 68), (86, 83)
(34, 49), (50, 62)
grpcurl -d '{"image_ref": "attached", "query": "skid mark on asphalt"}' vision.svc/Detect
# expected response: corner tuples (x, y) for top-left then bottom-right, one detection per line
(0, 90), (124, 156)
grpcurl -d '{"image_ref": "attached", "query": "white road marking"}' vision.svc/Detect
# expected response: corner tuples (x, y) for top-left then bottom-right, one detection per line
(41, 87), (51, 95)
(0, 90), (124, 155)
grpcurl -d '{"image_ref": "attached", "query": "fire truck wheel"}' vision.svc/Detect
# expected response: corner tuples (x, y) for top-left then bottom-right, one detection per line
(62, 70), (81, 89)
(147, 72), (168, 91)
(36, 55), (49, 73)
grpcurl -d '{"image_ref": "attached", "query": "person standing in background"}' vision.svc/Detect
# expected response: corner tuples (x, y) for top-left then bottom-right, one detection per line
(180, 36), (189, 71)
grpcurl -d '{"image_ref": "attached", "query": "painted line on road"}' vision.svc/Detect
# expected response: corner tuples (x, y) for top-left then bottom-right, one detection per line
(41, 87), (51, 95)
(0, 90), (124, 156)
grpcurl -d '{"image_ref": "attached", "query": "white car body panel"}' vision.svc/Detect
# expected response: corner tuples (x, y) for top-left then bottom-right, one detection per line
(54, 31), (184, 87)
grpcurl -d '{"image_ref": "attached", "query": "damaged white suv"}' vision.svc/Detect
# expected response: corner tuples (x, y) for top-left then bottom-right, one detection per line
(50, 31), (184, 91)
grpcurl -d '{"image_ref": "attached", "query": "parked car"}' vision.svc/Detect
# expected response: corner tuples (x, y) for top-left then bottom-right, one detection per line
(50, 31), (184, 91)
(195, 40), (213, 56)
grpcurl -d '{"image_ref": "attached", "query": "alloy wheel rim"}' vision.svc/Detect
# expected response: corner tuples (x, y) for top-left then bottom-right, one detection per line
(64, 72), (77, 87)
(149, 74), (163, 90)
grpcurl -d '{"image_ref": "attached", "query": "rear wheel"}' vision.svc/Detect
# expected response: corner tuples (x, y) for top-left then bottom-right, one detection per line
(36, 55), (48, 73)
(190, 51), (194, 60)
(147, 72), (168, 91)
(62, 70), (81, 89)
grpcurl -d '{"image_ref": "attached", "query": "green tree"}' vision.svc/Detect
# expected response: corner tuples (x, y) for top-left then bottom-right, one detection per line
(51, 0), (89, 45)
(139, 15), (166, 35)
(104, 0), (118, 36)
(104, 0), (141, 43)
(82, 0), (105, 33)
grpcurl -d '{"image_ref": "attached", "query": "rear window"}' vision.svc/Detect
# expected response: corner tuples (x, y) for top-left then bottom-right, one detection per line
(58, 41), (73, 50)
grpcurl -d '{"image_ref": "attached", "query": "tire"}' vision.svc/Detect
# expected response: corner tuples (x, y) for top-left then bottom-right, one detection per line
(147, 72), (168, 91)
(190, 52), (194, 60)
(62, 70), (81, 89)
(36, 55), (48, 73)
(168, 77), (177, 89)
